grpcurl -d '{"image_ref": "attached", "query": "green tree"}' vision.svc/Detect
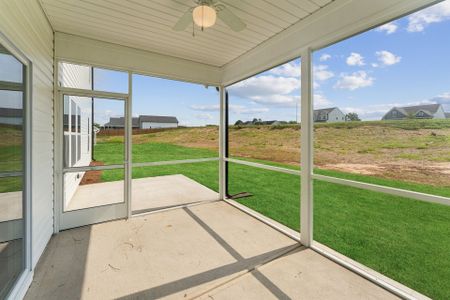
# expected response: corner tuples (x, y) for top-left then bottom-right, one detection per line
(346, 112), (361, 121)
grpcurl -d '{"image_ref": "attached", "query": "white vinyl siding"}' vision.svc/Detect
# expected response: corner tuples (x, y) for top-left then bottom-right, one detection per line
(327, 109), (345, 123)
(433, 106), (446, 119)
(60, 67), (92, 208)
(0, 0), (54, 269)
(140, 122), (178, 129)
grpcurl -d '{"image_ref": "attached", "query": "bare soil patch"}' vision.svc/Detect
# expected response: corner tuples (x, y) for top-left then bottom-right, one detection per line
(80, 161), (104, 185)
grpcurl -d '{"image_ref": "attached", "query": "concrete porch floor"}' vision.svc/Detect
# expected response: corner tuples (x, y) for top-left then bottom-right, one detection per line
(25, 201), (398, 300)
(66, 174), (219, 213)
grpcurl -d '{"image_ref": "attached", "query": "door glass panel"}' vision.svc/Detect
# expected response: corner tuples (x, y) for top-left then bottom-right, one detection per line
(0, 44), (25, 298)
(0, 53), (22, 83)
(63, 96), (125, 168)
(64, 169), (124, 212)
(94, 68), (128, 94)
(0, 90), (23, 173)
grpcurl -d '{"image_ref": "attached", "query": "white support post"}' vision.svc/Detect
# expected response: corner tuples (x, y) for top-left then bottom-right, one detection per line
(126, 71), (133, 218)
(300, 49), (313, 247)
(53, 57), (61, 234)
(219, 85), (226, 200)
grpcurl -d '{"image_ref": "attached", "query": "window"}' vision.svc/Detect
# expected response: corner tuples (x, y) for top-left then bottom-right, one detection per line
(0, 42), (27, 298)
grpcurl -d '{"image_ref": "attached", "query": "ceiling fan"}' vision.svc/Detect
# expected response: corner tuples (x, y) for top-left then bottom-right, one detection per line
(173, 0), (246, 33)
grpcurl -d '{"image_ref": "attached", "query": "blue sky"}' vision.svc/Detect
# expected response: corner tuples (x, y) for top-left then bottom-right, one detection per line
(93, 0), (450, 125)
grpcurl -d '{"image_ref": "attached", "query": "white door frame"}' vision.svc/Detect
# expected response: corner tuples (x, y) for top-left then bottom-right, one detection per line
(54, 86), (131, 231)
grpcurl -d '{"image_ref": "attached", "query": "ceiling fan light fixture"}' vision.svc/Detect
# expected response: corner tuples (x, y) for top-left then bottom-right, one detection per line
(192, 5), (216, 28)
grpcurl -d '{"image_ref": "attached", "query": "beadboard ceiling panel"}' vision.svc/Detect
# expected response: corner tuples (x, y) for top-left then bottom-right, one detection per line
(40, 0), (333, 67)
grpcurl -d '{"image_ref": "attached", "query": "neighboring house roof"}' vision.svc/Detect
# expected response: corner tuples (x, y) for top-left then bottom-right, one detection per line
(138, 115), (178, 124)
(0, 107), (22, 118)
(383, 104), (443, 119)
(313, 107), (338, 121)
(104, 115), (178, 127)
(104, 117), (127, 127)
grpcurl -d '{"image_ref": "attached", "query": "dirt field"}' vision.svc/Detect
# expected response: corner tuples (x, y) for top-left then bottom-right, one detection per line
(98, 120), (450, 186)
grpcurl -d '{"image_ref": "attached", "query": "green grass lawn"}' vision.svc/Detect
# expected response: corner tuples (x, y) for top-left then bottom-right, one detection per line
(94, 141), (450, 299)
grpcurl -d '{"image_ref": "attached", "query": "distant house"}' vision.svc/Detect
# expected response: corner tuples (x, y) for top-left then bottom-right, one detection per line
(313, 107), (346, 123)
(104, 115), (179, 129)
(382, 104), (446, 120)
(0, 107), (23, 125)
(445, 112), (450, 119)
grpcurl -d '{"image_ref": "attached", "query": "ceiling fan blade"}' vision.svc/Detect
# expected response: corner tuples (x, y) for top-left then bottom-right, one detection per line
(173, 9), (192, 31)
(217, 6), (246, 32)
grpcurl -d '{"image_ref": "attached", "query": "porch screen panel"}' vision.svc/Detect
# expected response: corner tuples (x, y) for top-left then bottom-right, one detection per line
(226, 58), (301, 231)
(131, 161), (219, 214)
(311, 2), (450, 299)
(131, 74), (219, 163)
(313, 179), (450, 299)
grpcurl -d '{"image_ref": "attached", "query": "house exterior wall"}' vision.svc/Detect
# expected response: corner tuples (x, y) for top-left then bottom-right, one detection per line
(0, 0), (55, 271)
(383, 105), (446, 120)
(383, 108), (404, 120)
(141, 122), (178, 129)
(433, 106), (446, 119)
(327, 109), (346, 123)
(60, 68), (92, 208)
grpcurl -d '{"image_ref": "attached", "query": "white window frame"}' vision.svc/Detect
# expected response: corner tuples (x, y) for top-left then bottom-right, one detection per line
(0, 32), (33, 300)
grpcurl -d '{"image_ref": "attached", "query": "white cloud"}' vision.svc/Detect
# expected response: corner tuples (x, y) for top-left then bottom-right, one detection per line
(407, 1), (450, 32)
(228, 75), (299, 107)
(249, 95), (300, 107)
(190, 104), (219, 111)
(314, 65), (334, 81)
(334, 71), (374, 91)
(229, 105), (270, 114)
(190, 103), (269, 114)
(375, 22), (398, 34)
(430, 92), (450, 111)
(319, 54), (331, 62)
(375, 50), (401, 66)
(194, 113), (213, 120)
(269, 62), (301, 77)
(346, 52), (365, 66)
(314, 94), (332, 109)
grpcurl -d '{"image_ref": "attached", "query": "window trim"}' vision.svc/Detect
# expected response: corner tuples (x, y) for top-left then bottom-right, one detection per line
(0, 31), (33, 300)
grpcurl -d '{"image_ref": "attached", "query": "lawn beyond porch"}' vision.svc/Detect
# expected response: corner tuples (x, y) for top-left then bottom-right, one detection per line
(92, 141), (449, 299)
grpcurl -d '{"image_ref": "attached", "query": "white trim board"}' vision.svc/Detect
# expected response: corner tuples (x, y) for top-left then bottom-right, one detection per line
(55, 32), (222, 86)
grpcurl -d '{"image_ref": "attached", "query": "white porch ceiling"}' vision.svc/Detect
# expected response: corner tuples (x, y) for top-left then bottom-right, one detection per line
(39, 0), (333, 67)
